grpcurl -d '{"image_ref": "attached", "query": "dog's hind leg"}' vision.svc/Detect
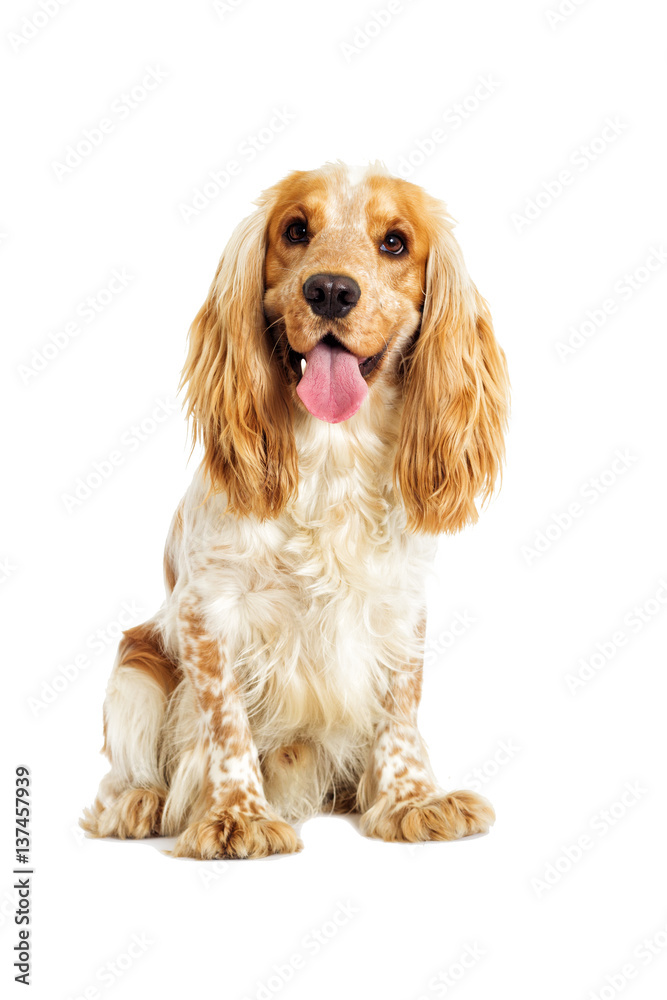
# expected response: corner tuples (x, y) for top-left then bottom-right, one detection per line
(80, 622), (179, 839)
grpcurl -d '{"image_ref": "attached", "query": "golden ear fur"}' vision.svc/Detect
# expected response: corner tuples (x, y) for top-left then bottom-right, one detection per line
(396, 215), (510, 534)
(181, 205), (298, 519)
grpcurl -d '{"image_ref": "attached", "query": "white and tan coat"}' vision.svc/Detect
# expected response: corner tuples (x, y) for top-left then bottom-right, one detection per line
(82, 162), (509, 859)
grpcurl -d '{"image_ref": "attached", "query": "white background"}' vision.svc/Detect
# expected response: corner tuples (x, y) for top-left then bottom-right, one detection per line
(2, 0), (666, 998)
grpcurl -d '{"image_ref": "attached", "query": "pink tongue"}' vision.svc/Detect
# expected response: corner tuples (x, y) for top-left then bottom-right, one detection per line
(296, 341), (368, 423)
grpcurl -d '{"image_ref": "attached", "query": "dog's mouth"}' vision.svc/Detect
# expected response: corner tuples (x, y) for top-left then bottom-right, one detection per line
(288, 333), (387, 424)
(287, 333), (387, 380)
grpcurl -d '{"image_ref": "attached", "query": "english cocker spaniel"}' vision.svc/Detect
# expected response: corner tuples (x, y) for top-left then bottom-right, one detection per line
(82, 162), (509, 859)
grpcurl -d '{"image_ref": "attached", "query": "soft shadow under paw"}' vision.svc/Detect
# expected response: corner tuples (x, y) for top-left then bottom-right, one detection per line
(172, 812), (302, 860)
(361, 789), (495, 843)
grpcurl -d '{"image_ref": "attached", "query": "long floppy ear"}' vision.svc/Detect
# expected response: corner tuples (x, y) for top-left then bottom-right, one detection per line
(181, 204), (298, 518)
(395, 217), (509, 534)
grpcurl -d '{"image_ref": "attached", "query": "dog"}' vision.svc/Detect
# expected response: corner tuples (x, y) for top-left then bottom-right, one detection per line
(81, 161), (509, 859)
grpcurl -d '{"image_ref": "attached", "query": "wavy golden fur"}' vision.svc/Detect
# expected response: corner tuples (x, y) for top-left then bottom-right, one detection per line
(82, 163), (510, 859)
(182, 162), (508, 529)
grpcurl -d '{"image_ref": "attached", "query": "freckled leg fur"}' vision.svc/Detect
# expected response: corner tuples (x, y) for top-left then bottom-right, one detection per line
(82, 612), (492, 856)
(170, 599), (301, 859)
(80, 626), (174, 841)
(358, 658), (495, 843)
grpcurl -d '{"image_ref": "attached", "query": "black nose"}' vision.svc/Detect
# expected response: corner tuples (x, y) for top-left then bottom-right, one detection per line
(302, 273), (361, 319)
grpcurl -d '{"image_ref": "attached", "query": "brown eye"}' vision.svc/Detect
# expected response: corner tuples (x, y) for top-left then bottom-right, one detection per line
(285, 221), (308, 243)
(380, 232), (405, 255)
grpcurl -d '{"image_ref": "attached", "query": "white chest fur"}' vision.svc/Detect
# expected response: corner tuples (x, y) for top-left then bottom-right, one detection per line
(164, 409), (437, 756)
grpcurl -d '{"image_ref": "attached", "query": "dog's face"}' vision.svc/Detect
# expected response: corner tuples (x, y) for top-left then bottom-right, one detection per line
(183, 162), (509, 532)
(263, 169), (432, 423)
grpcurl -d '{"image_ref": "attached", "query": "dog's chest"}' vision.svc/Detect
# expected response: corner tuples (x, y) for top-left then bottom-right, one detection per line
(208, 501), (430, 653)
(197, 471), (436, 739)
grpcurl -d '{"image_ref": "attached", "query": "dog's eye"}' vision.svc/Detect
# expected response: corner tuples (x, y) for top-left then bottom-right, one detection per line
(380, 232), (405, 255)
(285, 221), (308, 243)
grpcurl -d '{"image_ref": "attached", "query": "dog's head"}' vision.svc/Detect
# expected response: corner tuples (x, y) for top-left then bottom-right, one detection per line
(182, 162), (509, 533)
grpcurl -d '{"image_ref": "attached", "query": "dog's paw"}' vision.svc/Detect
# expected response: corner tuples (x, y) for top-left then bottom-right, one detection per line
(80, 787), (165, 840)
(172, 812), (302, 860)
(361, 789), (495, 843)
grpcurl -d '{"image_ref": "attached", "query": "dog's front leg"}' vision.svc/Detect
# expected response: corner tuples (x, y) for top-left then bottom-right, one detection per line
(359, 632), (495, 843)
(172, 597), (301, 860)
